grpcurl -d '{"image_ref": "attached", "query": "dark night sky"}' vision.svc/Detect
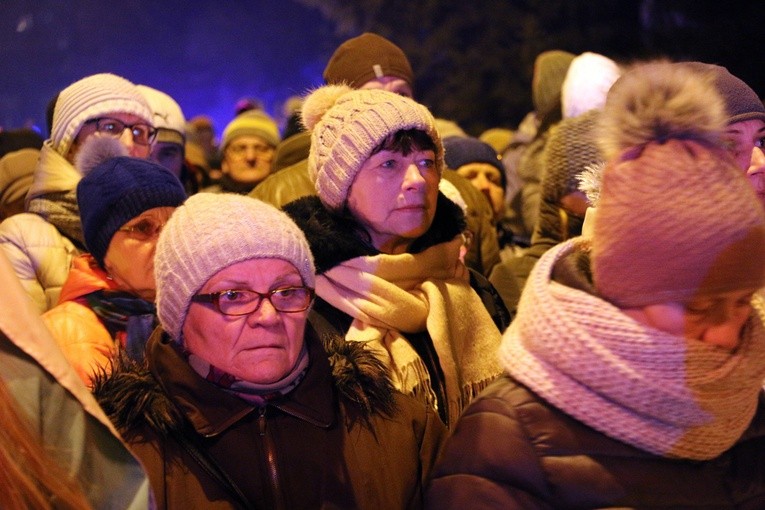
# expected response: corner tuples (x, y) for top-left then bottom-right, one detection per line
(2, 1), (764, 139)
(1, 0), (341, 136)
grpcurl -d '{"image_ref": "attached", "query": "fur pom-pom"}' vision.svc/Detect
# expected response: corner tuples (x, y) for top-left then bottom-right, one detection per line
(300, 84), (354, 132)
(577, 161), (606, 207)
(74, 135), (129, 176)
(598, 60), (727, 161)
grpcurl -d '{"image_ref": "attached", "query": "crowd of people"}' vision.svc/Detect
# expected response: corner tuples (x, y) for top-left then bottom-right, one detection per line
(1, 31), (765, 509)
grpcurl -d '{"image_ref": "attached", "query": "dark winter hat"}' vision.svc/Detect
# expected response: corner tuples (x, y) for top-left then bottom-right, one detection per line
(323, 32), (414, 90)
(684, 62), (765, 125)
(76, 138), (187, 267)
(443, 136), (506, 189)
(531, 50), (576, 126)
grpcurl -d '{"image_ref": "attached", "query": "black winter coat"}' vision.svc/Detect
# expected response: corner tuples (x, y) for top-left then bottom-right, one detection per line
(426, 374), (765, 509)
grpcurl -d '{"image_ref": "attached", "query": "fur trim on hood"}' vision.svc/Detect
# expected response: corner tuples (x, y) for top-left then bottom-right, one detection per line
(93, 325), (396, 439)
(283, 192), (466, 274)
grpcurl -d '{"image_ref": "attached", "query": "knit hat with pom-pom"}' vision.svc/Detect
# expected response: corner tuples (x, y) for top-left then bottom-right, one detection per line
(301, 84), (442, 211)
(154, 193), (315, 342)
(592, 61), (765, 308)
(51, 73), (152, 157)
(76, 136), (187, 267)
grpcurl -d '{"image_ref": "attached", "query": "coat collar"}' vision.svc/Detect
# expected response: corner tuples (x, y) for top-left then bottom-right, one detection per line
(147, 327), (336, 437)
(283, 192), (466, 274)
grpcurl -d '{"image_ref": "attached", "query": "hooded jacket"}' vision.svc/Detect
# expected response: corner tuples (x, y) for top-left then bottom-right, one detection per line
(0, 142), (83, 312)
(95, 325), (446, 510)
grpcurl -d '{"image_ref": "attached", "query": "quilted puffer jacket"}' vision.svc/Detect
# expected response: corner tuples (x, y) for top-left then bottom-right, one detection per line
(426, 375), (765, 509)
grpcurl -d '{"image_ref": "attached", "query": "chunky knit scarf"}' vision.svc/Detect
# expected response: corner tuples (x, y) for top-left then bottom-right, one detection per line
(317, 235), (502, 426)
(501, 238), (765, 460)
(27, 190), (86, 250)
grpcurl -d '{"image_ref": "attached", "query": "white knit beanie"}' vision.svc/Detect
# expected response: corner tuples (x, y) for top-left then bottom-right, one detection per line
(561, 52), (621, 119)
(51, 73), (152, 157)
(137, 84), (186, 145)
(154, 193), (316, 342)
(301, 84), (443, 211)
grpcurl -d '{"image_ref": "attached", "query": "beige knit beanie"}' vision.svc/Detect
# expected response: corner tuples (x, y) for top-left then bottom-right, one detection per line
(51, 73), (152, 157)
(154, 193), (315, 342)
(301, 84), (442, 211)
(592, 61), (765, 308)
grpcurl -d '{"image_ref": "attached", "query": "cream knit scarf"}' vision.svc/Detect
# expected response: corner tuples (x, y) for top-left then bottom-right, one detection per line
(317, 235), (502, 426)
(501, 238), (765, 460)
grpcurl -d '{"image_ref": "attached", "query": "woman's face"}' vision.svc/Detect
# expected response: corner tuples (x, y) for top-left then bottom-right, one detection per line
(69, 111), (153, 162)
(183, 258), (308, 384)
(347, 148), (439, 254)
(103, 206), (175, 301)
(722, 118), (765, 170)
(623, 287), (757, 351)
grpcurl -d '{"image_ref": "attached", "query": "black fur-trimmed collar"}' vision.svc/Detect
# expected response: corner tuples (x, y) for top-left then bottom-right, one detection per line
(283, 192), (466, 274)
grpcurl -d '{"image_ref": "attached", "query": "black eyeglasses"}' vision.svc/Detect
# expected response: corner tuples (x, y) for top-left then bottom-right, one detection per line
(85, 117), (157, 146)
(191, 287), (315, 316)
(117, 218), (165, 241)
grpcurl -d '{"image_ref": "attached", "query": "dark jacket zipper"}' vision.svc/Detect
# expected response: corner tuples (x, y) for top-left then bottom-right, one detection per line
(258, 406), (286, 510)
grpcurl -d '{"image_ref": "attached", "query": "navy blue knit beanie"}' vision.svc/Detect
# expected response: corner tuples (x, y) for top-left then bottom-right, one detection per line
(443, 136), (506, 189)
(77, 156), (187, 267)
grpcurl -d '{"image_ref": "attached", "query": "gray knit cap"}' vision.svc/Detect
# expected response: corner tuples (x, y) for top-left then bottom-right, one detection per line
(301, 84), (442, 211)
(154, 193), (316, 342)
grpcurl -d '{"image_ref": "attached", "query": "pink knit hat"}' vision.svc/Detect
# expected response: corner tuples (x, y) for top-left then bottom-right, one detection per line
(301, 84), (442, 211)
(592, 61), (765, 308)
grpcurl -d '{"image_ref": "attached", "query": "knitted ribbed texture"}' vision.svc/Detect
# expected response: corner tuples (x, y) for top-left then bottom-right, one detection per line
(51, 73), (152, 157)
(301, 85), (442, 211)
(542, 109), (602, 203)
(323, 32), (414, 89)
(593, 138), (765, 308)
(683, 62), (765, 125)
(221, 110), (280, 150)
(593, 60), (765, 307)
(76, 156), (187, 267)
(501, 239), (765, 460)
(154, 193), (315, 342)
(137, 85), (186, 145)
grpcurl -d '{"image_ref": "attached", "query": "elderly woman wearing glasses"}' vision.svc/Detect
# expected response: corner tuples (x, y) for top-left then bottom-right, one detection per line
(95, 192), (446, 509)
(42, 137), (186, 387)
(0, 72), (158, 314)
